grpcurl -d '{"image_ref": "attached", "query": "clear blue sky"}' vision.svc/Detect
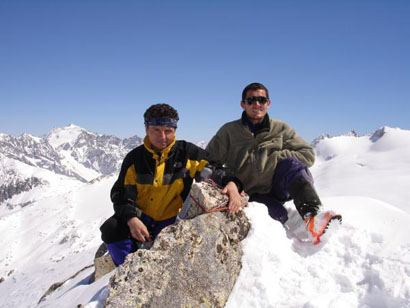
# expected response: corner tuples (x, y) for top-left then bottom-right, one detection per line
(1, 0), (409, 143)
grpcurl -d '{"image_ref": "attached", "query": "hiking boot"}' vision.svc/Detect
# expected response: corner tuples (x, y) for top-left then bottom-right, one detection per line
(289, 177), (322, 218)
(304, 211), (342, 245)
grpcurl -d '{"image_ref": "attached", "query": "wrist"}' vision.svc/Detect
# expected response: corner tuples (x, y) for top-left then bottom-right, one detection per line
(127, 216), (139, 226)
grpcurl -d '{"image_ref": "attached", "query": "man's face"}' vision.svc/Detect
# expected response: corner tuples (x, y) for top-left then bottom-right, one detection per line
(146, 125), (176, 151)
(240, 89), (271, 124)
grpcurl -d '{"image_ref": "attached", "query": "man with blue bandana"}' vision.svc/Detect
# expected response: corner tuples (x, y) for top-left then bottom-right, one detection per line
(100, 103), (243, 266)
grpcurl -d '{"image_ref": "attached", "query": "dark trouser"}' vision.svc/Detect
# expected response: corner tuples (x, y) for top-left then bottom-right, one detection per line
(100, 213), (176, 266)
(250, 157), (321, 224)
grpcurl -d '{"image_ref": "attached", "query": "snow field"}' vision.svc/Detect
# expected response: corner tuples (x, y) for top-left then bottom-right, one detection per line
(0, 176), (115, 308)
(226, 200), (410, 308)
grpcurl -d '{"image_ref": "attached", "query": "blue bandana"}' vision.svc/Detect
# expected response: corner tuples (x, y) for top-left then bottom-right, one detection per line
(144, 117), (178, 128)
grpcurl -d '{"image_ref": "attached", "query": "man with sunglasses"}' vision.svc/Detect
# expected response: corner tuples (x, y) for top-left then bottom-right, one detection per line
(206, 82), (341, 244)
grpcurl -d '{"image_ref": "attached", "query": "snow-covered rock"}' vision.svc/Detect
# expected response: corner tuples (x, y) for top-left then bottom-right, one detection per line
(196, 140), (208, 149)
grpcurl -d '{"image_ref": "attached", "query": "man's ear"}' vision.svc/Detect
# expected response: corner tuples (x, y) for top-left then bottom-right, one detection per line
(240, 101), (245, 109)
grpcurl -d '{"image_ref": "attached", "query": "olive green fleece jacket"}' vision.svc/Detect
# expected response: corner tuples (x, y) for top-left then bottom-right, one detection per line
(206, 113), (315, 196)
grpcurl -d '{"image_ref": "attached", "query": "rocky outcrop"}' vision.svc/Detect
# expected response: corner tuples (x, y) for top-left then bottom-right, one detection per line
(91, 243), (116, 282)
(370, 126), (387, 142)
(311, 134), (331, 147)
(0, 176), (45, 203)
(104, 182), (250, 308)
(38, 264), (94, 304)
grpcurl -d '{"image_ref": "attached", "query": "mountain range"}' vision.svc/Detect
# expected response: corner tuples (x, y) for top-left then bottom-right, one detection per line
(0, 125), (142, 205)
(1, 125), (410, 308)
(0, 124), (399, 210)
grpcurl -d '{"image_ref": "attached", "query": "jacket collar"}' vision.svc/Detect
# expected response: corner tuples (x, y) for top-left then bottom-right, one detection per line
(143, 136), (176, 161)
(241, 111), (270, 135)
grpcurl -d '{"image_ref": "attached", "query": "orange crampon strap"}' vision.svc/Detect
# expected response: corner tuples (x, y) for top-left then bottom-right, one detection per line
(305, 217), (322, 245)
(205, 178), (221, 188)
(189, 194), (229, 214)
(306, 212), (340, 245)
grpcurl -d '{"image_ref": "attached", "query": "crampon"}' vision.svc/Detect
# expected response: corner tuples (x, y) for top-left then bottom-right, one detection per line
(305, 211), (342, 245)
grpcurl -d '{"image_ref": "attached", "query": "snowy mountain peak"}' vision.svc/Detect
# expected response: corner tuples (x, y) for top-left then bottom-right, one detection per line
(313, 126), (410, 162)
(311, 134), (331, 147)
(67, 123), (82, 129)
(311, 130), (359, 147)
(369, 126), (410, 153)
(369, 125), (410, 142)
(368, 126), (399, 142)
(346, 130), (358, 137)
(1, 125), (143, 191)
(196, 141), (208, 149)
(46, 124), (89, 149)
(312, 126), (410, 148)
(18, 133), (43, 143)
(0, 134), (11, 145)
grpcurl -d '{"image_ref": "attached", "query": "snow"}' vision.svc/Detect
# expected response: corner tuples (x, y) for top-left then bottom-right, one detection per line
(226, 198), (410, 308)
(312, 126), (410, 212)
(58, 150), (101, 182)
(1, 126), (410, 308)
(0, 176), (115, 308)
(0, 154), (83, 217)
(47, 124), (89, 149)
(19, 133), (43, 143)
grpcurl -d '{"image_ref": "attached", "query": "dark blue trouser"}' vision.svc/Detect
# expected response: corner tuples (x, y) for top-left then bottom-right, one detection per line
(100, 213), (176, 266)
(249, 157), (314, 224)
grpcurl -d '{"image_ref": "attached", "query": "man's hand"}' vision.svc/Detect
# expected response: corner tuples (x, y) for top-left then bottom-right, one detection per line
(221, 181), (242, 214)
(127, 217), (151, 242)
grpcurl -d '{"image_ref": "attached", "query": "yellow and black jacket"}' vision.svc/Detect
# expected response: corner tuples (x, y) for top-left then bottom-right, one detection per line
(111, 136), (242, 223)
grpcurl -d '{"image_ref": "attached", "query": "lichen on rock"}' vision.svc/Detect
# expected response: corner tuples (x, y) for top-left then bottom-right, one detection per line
(105, 182), (250, 308)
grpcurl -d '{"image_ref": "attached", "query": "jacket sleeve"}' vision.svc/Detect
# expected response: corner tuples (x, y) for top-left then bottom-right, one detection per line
(205, 127), (230, 166)
(278, 123), (315, 167)
(207, 163), (243, 192)
(110, 153), (142, 222)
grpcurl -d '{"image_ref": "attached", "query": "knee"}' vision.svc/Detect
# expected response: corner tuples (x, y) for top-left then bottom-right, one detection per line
(277, 157), (303, 169)
(276, 157), (313, 181)
(100, 215), (129, 243)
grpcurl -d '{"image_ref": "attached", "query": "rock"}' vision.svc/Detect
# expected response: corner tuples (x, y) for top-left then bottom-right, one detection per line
(0, 177), (45, 204)
(92, 243), (116, 282)
(311, 134), (331, 147)
(180, 180), (249, 220)
(370, 126), (387, 142)
(38, 264), (93, 304)
(0, 277), (5, 283)
(38, 282), (65, 303)
(104, 182), (250, 308)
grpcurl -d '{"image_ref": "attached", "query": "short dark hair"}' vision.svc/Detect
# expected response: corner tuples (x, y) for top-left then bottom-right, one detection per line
(241, 82), (270, 101)
(144, 103), (179, 122)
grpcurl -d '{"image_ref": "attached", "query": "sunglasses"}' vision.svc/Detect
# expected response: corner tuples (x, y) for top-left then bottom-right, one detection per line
(243, 96), (269, 105)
